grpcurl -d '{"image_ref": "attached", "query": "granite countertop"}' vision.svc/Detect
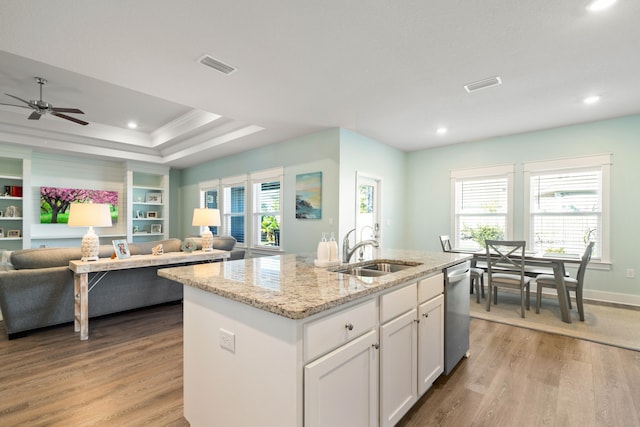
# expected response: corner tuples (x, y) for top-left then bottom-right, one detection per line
(157, 249), (471, 320)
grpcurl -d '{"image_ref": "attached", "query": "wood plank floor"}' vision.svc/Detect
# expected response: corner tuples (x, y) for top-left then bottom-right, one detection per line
(1, 303), (639, 426)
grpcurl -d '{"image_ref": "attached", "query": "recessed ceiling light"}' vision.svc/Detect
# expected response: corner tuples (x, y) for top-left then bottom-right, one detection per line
(127, 121), (138, 129)
(583, 95), (601, 105)
(436, 127), (448, 135)
(587, 0), (617, 12)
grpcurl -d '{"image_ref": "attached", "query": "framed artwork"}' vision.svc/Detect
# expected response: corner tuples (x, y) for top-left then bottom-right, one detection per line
(112, 239), (130, 259)
(151, 224), (162, 234)
(296, 172), (322, 219)
(7, 229), (21, 237)
(146, 211), (158, 218)
(40, 187), (118, 224)
(146, 192), (162, 204)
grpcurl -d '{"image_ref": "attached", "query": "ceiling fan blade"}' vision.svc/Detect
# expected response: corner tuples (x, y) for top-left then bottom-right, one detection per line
(5, 93), (31, 106)
(28, 111), (42, 120)
(51, 107), (85, 114)
(52, 112), (89, 126)
(0, 102), (30, 109)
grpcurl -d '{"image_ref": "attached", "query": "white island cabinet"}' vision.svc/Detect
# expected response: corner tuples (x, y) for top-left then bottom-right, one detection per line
(158, 251), (471, 427)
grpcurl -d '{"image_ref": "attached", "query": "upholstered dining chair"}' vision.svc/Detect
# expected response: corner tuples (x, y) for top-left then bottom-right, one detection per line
(485, 240), (531, 318)
(439, 235), (485, 302)
(535, 241), (594, 321)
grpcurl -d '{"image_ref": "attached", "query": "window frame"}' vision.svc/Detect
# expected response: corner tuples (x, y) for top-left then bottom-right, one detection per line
(220, 174), (248, 247)
(450, 164), (514, 250)
(524, 154), (611, 263)
(250, 167), (283, 250)
(198, 179), (220, 236)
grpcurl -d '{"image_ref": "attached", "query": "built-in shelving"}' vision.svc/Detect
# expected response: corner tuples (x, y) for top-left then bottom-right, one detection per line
(0, 157), (29, 250)
(126, 164), (169, 242)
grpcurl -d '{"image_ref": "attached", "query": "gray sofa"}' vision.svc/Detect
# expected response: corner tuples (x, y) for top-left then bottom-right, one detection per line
(0, 236), (243, 339)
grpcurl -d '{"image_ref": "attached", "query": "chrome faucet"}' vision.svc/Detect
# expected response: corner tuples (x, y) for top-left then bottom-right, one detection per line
(343, 228), (380, 263)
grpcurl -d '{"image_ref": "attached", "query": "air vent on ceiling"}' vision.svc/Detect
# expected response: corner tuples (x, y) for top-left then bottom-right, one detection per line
(198, 54), (236, 75)
(464, 76), (502, 93)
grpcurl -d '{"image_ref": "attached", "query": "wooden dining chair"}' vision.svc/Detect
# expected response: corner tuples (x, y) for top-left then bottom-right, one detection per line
(439, 235), (485, 301)
(485, 240), (531, 318)
(535, 241), (594, 321)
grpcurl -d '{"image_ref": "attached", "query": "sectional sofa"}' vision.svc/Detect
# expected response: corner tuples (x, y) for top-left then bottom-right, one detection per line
(0, 236), (243, 339)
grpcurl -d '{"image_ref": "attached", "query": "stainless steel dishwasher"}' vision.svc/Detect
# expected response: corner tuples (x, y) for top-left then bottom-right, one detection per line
(444, 260), (471, 375)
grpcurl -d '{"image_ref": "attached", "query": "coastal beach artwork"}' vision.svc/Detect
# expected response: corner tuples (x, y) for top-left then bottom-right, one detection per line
(296, 172), (322, 219)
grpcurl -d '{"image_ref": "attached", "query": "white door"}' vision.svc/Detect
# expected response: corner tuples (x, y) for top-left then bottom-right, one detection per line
(418, 294), (444, 396)
(356, 174), (381, 259)
(380, 309), (418, 427)
(304, 329), (379, 427)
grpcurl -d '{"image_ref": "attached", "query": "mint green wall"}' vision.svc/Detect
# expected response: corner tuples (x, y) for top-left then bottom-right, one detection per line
(176, 128), (340, 254)
(338, 129), (407, 250)
(405, 115), (640, 300)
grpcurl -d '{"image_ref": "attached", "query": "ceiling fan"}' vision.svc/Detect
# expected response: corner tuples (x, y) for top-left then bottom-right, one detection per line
(1, 76), (88, 125)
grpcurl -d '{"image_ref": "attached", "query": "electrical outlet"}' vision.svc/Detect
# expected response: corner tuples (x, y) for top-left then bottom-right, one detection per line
(626, 268), (635, 279)
(219, 328), (235, 353)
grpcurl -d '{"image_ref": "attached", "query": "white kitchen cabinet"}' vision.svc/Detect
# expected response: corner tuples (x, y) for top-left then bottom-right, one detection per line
(380, 308), (418, 427)
(418, 294), (444, 395)
(304, 329), (379, 427)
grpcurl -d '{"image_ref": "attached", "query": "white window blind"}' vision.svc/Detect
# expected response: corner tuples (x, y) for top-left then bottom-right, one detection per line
(451, 165), (513, 250)
(524, 154), (610, 261)
(454, 177), (509, 250)
(529, 169), (601, 256)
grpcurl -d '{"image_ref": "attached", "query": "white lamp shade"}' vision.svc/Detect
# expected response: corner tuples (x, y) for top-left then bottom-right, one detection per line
(68, 203), (113, 227)
(192, 208), (221, 227)
(68, 203), (112, 261)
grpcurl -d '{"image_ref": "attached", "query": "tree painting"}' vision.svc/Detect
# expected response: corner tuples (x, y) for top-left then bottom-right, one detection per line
(40, 187), (118, 224)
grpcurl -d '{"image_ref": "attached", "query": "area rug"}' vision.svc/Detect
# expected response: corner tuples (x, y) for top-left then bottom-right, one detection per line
(469, 290), (640, 351)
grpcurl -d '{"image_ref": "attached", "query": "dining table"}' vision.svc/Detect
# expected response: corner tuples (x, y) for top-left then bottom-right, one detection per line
(451, 248), (583, 323)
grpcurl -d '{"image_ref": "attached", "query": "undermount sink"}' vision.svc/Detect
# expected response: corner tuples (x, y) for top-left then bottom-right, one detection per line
(332, 260), (422, 277)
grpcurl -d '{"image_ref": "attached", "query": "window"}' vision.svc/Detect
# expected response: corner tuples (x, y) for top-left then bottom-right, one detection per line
(525, 154), (610, 261)
(451, 165), (514, 250)
(251, 168), (283, 249)
(221, 175), (247, 245)
(199, 179), (219, 235)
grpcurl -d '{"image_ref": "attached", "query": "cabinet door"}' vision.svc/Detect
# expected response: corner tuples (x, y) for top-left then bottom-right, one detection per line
(418, 294), (444, 396)
(304, 329), (379, 427)
(380, 308), (418, 427)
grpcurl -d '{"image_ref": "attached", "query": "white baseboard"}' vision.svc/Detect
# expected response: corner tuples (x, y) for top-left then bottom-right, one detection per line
(539, 288), (640, 309)
(583, 289), (640, 308)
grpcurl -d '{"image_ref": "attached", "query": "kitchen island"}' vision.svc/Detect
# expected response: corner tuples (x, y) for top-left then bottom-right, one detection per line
(158, 249), (470, 427)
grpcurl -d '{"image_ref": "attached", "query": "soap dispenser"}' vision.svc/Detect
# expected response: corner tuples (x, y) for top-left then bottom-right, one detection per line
(317, 233), (329, 262)
(328, 232), (338, 262)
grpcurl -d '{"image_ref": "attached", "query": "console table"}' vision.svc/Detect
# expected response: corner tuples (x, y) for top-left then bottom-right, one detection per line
(69, 250), (229, 340)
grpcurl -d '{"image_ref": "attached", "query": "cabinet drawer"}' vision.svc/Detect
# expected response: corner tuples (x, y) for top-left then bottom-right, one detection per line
(380, 282), (417, 323)
(418, 273), (444, 303)
(305, 298), (377, 362)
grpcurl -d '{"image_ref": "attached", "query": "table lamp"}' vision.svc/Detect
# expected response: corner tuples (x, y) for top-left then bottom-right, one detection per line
(192, 208), (220, 251)
(68, 203), (113, 261)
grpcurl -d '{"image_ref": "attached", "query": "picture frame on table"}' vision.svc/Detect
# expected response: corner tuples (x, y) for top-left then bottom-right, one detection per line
(7, 230), (20, 238)
(146, 211), (158, 218)
(145, 192), (162, 204)
(151, 224), (162, 234)
(112, 239), (131, 259)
